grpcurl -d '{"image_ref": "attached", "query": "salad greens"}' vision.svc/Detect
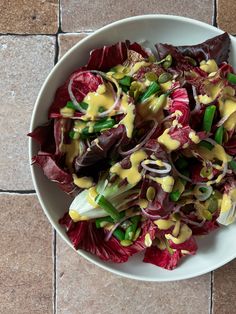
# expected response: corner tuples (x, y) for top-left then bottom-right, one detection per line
(29, 32), (236, 270)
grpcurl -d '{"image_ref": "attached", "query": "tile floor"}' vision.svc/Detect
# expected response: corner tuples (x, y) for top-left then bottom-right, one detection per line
(0, 1), (235, 313)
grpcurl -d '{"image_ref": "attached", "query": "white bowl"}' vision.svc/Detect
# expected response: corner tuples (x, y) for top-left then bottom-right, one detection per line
(29, 14), (236, 281)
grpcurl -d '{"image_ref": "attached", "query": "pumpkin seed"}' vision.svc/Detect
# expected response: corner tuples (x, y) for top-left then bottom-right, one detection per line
(112, 72), (125, 80)
(145, 71), (158, 82)
(158, 72), (172, 84)
(120, 239), (133, 247)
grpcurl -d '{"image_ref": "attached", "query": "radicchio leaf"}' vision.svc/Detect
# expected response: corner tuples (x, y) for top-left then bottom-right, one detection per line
(32, 154), (76, 194)
(87, 42), (128, 71)
(143, 246), (183, 270)
(75, 125), (128, 174)
(59, 213), (156, 263)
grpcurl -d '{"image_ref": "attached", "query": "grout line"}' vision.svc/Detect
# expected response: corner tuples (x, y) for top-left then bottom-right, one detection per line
(213, 0), (218, 27)
(0, 33), (57, 36)
(0, 30), (94, 37)
(53, 230), (57, 314)
(58, 0), (62, 33)
(54, 33), (59, 64)
(0, 189), (36, 194)
(209, 271), (214, 314)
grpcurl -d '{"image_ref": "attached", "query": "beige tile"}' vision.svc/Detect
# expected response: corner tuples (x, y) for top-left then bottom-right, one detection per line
(0, 35), (55, 190)
(56, 236), (210, 314)
(61, 0), (214, 32)
(0, 0), (58, 34)
(212, 259), (236, 314)
(58, 33), (88, 59)
(217, 0), (236, 34)
(0, 194), (53, 314)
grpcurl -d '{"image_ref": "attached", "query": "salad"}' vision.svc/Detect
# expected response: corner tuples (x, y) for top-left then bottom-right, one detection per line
(29, 33), (236, 270)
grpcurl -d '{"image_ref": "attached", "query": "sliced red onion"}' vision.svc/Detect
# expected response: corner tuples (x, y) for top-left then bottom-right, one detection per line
(105, 211), (141, 242)
(141, 160), (171, 174)
(118, 120), (158, 156)
(194, 184), (213, 201)
(182, 217), (206, 227)
(140, 206), (162, 220)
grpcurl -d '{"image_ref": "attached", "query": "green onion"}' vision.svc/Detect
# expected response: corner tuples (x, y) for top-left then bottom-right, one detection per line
(229, 160), (236, 170)
(227, 72), (236, 85)
(170, 190), (181, 202)
(113, 228), (125, 241)
(69, 130), (80, 139)
(214, 126), (224, 145)
(199, 140), (214, 150)
(203, 105), (216, 132)
(66, 101), (88, 111)
(95, 195), (120, 221)
(158, 72), (172, 84)
(120, 239), (133, 247)
(121, 85), (129, 93)
(95, 216), (114, 228)
(139, 81), (160, 102)
(133, 227), (141, 241)
(124, 216), (140, 241)
(119, 75), (132, 86)
(81, 119), (115, 135)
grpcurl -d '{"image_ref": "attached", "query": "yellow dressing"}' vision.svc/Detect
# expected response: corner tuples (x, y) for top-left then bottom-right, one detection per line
(69, 210), (88, 222)
(110, 150), (147, 185)
(154, 219), (175, 230)
(172, 220), (181, 237)
(157, 128), (180, 151)
(200, 59), (218, 73)
(147, 175), (174, 193)
(144, 233), (152, 247)
(224, 111), (236, 131)
(165, 224), (192, 244)
(60, 107), (74, 117)
(73, 174), (93, 189)
(197, 144), (231, 164)
(198, 81), (223, 104)
(138, 199), (148, 209)
(189, 131), (200, 144)
(87, 186), (98, 208)
(130, 61), (150, 74)
(219, 98), (236, 118)
(83, 83), (114, 120)
(119, 94), (135, 138)
(60, 139), (81, 171)
(221, 193), (232, 213)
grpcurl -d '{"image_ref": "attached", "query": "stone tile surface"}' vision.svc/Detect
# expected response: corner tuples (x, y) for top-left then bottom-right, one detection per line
(56, 236), (210, 314)
(0, 194), (53, 314)
(0, 35), (55, 190)
(61, 0), (214, 32)
(58, 33), (88, 59)
(0, 0), (58, 34)
(217, 0), (236, 34)
(212, 259), (236, 314)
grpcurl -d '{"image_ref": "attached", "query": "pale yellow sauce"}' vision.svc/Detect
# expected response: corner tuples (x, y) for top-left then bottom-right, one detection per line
(198, 81), (223, 104)
(138, 199), (148, 209)
(165, 224), (192, 244)
(60, 139), (81, 171)
(157, 128), (180, 152)
(87, 186), (98, 208)
(219, 98), (236, 118)
(147, 175), (174, 193)
(119, 94), (135, 138)
(221, 188), (236, 213)
(154, 219), (175, 230)
(110, 150), (147, 185)
(60, 107), (74, 117)
(83, 83), (114, 120)
(189, 131), (200, 144)
(200, 59), (218, 73)
(172, 220), (181, 237)
(73, 174), (93, 189)
(129, 61), (150, 75)
(144, 233), (152, 247)
(224, 111), (236, 131)
(69, 210), (88, 222)
(197, 144), (231, 164)
(146, 186), (156, 201)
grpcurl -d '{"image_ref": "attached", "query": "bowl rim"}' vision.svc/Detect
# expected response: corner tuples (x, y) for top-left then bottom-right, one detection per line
(29, 14), (236, 282)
